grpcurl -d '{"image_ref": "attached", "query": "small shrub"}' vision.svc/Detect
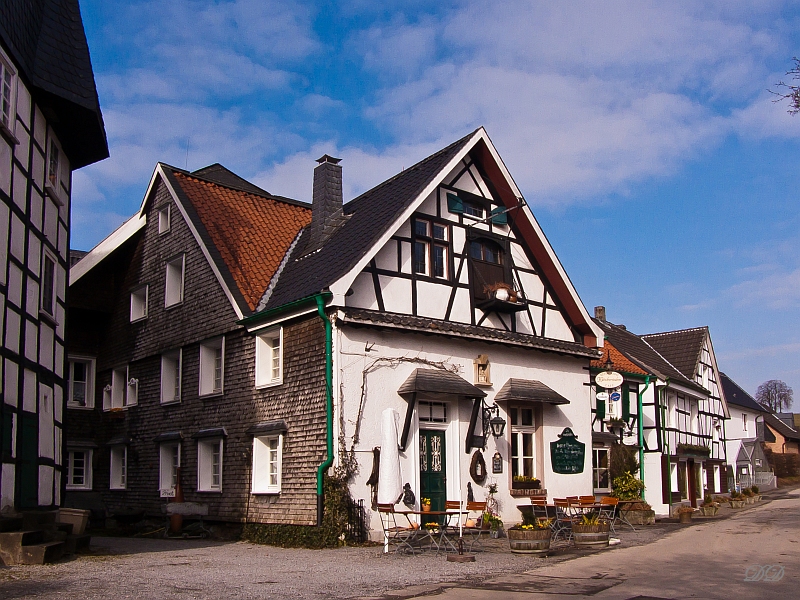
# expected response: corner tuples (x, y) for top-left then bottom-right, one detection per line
(611, 471), (645, 500)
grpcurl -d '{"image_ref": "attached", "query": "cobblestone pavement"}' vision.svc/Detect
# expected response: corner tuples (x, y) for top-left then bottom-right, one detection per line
(0, 490), (793, 600)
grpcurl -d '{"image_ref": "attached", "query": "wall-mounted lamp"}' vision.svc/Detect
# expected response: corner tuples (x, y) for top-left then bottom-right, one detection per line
(482, 402), (507, 439)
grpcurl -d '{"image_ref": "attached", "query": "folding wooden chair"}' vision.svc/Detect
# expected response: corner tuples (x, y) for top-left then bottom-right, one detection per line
(579, 495), (596, 505)
(377, 503), (418, 553)
(599, 496), (619, 533)
(464, 501), (488, 552)
(553, 499), (575, 543)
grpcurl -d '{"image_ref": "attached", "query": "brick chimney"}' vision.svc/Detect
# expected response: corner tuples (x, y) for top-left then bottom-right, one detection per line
(307, 154), (343, 249)
(594, 306), (606, 321)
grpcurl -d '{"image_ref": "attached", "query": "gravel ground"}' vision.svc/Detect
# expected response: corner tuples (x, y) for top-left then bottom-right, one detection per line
(5, 491), (787, 600)
(0, 521), (674, 600)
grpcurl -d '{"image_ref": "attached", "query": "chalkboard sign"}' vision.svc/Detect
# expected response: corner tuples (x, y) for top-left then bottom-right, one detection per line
(550, 427), (585, 474)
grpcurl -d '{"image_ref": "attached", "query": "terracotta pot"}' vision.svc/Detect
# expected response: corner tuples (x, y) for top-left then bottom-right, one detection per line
(422, 504), (431, 512)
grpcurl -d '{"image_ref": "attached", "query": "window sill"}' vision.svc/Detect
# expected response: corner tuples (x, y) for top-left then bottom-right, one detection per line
(67, 404), (95, 410)
(200, 392), (224, 399)
(39, 310), (58, 327)
(109, 487), (127, 491)
(44, 182), (64, 207)
(0, 121), (19, 146)
(164, 301), (184, 310)
(130, 316), (147, 324)
(197, 489), (223, 494)
(65, 486), (93, 491)
(255, 379), (283, 390)
(160, 400), (182, 406)
(251, 490), (281, 495)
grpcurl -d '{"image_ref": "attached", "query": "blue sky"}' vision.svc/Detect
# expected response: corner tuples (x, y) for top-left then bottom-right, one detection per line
(74, 0), (800, 401)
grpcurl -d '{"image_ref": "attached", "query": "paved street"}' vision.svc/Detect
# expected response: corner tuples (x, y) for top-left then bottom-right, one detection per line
(0, 489), (797, 599)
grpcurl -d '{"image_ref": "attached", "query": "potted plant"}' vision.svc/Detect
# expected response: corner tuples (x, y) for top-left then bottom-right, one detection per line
(729, 491), (746, 508)
(481, 512), (503, 534)
(676, 506), (694, 523)
(508, 518), (552, 555)
(620, 500), (655, 525)
(421, 498), (431, 512)
(742, 488), (755, 504)
(751, 486), (762, 501)
(512, 475), (541, 490)
(572, 513), (610, 547)
(699, 494), (719, 517)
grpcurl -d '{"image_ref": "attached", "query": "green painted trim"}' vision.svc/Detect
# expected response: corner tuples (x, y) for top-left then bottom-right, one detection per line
(315, 294), (334, 524)
(239, 292), (333, 328)
(638, 375), (651, 498)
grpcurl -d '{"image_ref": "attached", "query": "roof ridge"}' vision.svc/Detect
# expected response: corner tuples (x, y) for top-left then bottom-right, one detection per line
(642, 326), (708, 338)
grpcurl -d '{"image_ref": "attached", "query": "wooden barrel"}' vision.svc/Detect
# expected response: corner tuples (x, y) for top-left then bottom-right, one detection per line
(572, 524), (610, 547)
(508, 529), (551, 555)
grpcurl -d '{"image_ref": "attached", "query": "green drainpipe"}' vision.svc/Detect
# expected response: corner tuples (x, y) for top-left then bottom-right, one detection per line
(638, 376), (652, 499)
(315, 294), (334, 526)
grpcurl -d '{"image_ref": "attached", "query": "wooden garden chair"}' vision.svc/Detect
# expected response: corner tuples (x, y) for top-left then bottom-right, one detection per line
(377, 503), (418, 554)
(599, 496), (620, 533)
(553, 499), (575, 543)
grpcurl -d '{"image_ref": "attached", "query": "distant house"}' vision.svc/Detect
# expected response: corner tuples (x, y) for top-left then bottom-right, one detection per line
(762, 413), (800, 455)
(720, 373), (774, 489)
(66, 128), (606, 533)
(590, 313), (728, 514)
(0, 0), (107, 511)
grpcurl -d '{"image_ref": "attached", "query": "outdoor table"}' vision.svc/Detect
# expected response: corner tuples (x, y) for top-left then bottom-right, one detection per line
(394, 510), (468, 554)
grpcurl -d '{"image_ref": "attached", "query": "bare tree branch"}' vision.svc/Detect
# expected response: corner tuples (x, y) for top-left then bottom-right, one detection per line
(770, 57), (800, 115)
(756, 379), (794, 412)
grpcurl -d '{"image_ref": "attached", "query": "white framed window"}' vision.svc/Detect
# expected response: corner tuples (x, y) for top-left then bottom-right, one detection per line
(66, 450), (93, 490)
(160, 350), (182, 404)
(593, 447), (610, 492)
(251, 434), (282, 494)
(165, 254), (185, 307)
(418, 401), (447, 423)
(110, 446), (127, 490)
(103, 366), (137, 410)
(199, 337), (224, 396)
(0, 49), (17, 136)
(255, 328), (282, 387)
(158, 205), (171, 234)
(40, 250), (56, 317)
(197, 439), (223, 492)
(67, 356), (95, 408)
(159, 443), (181, 494)
(742, 413), (748, 433)
(510, 406), (536, 480)
(130, 285), (148, 321)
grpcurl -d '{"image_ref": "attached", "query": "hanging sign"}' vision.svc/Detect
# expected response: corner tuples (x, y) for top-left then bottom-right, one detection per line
(492, 452), (503, 474)
(550, 427), (585, 474)
(595, 371), (624, 389)
(595, 391), (609, 402)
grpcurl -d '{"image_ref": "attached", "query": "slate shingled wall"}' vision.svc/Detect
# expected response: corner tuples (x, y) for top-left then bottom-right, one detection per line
(65, 179), (327, 525)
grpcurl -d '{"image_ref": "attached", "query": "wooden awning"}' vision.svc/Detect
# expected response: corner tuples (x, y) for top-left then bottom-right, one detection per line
(397, 369), (486, 399)
(494, 378), (570, 405)
(246, 420), (288, 436)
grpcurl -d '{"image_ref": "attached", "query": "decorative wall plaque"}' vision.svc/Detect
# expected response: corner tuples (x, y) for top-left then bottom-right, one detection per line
(492, 452), (503, 474)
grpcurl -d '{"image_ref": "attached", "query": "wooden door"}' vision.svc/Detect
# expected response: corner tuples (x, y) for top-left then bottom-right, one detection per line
(687, 460), (697, 507)
(420, 430), (447, 516)
(17, 413), (39, 508)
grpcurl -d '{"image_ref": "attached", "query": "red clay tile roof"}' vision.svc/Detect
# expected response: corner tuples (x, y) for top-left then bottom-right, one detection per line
(171, 171), (311, 312)
(591, 342), (649, 375)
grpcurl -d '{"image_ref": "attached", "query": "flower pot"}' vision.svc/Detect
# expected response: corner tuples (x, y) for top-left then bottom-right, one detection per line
(512, 480), (541, 490)
(729, 500), (745, 508)
(422, 504), (431, 512)
(678, 511), (693, 523)
(620, 509), (656, 525)
(572, 523), (610, 547)
(508, 528), (551, 555)
(745, 496), (755, 504)
(754, 494), (762, 502)
(699, 505), (718, 517)
(57, 508), (91, 535)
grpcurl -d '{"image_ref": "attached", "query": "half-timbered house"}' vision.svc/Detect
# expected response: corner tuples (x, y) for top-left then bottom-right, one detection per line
(67, 128), (604, 535)
(589, 311), (728, 514)
(1, 0), (107, 512)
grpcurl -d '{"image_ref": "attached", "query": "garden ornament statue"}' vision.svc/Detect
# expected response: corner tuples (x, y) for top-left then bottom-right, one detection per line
(467, 482), (475, 503)
(402, 483), (416, 508)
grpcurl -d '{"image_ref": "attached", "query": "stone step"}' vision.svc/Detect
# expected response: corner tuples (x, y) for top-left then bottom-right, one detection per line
(0, 529), (45, 548)
(21, 511), (58, 530)
(63, 534), (91, 555)
(0, 517), (23, 532)
(55, 522), (74, 535)
(17, 541), (64, 565)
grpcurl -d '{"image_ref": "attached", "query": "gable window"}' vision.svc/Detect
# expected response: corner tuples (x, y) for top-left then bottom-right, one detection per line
(130, 285), (148, 321)
(103, 366), (137, 410)
(158, 205), (171, 234)
(48, 139), (60, 190)
(199, 337), (224, 396)
(412, 217), (448, 279)
(0, 51), (16, 136)
(110, 446), (127, 490)
(165, 255), (185, 307)
(67, 356), (95, 408)
(510, 406), (537, 481)
(197, 438), (223, 492)
(159, 442), (181, 494)
(160, 350), (182, 404)
(593, 447), (610, 493)
(66, 450), (93, 490)
(251, 434), (282, 494)
(40, 251), (56, 317)
(464, 202), (484, 218)
(255, 329), (282, 387)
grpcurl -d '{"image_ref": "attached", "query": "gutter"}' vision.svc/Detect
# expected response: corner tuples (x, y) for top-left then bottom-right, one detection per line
(315, 294), (334, 527)
(638, 375), (652, 498)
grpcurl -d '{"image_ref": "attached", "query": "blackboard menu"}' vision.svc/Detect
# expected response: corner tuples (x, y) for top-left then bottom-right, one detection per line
(550, 427), (585, 474)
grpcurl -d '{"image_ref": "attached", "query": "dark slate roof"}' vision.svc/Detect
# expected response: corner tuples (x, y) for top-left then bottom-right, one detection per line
(494, 378), (570, 405)
(763, 413), (800, 442)
(593, 319), (707, 394)
(641, 327), (708, 379)
(343, 308), (602, 359)
(0, 0), (107, 168)
(397, 369), (486, 398)
(720, 373), (765, 413)
(265, 130), (477, 309)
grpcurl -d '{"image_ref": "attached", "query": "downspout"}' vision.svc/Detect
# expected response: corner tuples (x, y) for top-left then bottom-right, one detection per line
(316, 294), (334, 526)
(638, 376), (652, 499)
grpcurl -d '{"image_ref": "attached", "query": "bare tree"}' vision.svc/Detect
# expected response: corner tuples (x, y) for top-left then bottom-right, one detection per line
(756, 380), (794, 412)
(771, 57), (800, 115)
